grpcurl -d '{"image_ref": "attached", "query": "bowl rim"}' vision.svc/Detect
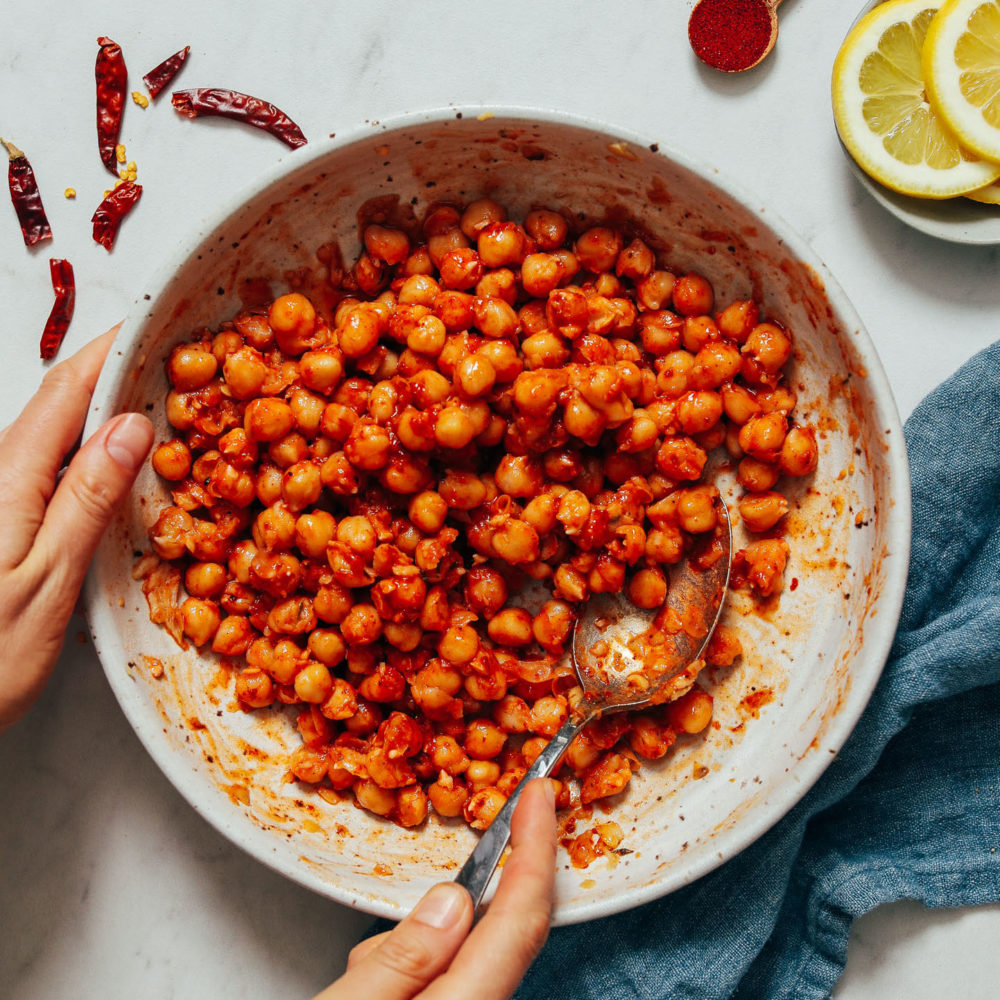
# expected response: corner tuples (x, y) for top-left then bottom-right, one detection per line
(82, 102), (913, 925)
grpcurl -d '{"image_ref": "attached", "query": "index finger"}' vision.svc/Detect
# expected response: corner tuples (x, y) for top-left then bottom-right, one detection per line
(0, 327), (120, 568)
(422, 779), (557, 1000)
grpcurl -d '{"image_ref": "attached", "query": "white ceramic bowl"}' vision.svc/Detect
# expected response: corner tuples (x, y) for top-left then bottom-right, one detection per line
(83, 107), (911, 925)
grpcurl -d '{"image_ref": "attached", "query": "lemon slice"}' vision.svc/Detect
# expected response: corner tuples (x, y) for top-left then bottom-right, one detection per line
(965, 178), (1000, 200)
(924, 0), (1000, 161)
(833, 0), (1000, 197)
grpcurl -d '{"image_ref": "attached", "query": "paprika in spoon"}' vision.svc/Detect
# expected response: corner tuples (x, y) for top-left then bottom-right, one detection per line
(688, 0), (785, 73)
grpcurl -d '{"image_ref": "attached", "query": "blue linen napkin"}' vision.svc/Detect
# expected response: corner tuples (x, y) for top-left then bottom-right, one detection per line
(516, 339), (1000, 1000)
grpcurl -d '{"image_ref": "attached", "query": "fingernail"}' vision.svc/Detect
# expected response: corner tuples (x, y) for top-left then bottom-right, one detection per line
(105, 413), (153, 472)
(412, 884), (467, 930)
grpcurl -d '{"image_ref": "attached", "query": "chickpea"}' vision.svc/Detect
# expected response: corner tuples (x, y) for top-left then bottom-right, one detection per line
(628, 567), (668, 609)
(427, 228), (470, 268)
(307, 628), (346, 667)
(737, 456), (781, 493)
(464, 787), (508, 830)
(523, 209), (568, 250)
(339, 306), (381, 358)
(530, 695), (569, 737)
(676, 487), (718, 533)
(437, 470), (487, 510)
(477, 222), (527, 268)
(742, 538), (790, 596)
(436, 247), (483, 291)
(294, 662), (334, 704)
(679, 316), (717, 355)
(167, 344), (218, 391)
(739, 492), (789, 532)
(354, 779), (396, 817)
(493, 455), (542, 498)
(531, 600), (573, 654)
(628, 715), (676, 759)
(473, 296), (519, 340)
(718, 299), (759, 343)
(344, 421), (391, 471)
(429, 777), (469, 817)
(780, 425), (819, 477)
(181, 597), (221, 647)
(656, 436), (707, 481)
(184, 561), (227, 598)
(435, 406), (477, 449)
(438, 625), (480, 666)
(667, 688), (714, 734)
(492, 519), (539, 565)
(645, 526), (685, 565)
(672, 273), (714, 316)
(676, 390), (723, 436)
(519, 252), (563, 297)
(235, 667), (275, 709)
(268, 293), (318, 355)
(363, 224), (409, 265)
(487, 607), (534, 647)
(743, 322), (792, 374)
(300, 349), (344, 395)
(616, 238), (655, 280)
(465, 719), (507, 760)
(574, 227), (623, 273)
(476, 339), (522, 383)
(151, 439), (192, 481)
(212, 615), (256, 656)
(294, 510), (336, 559)
(460, 198), (506, 239)
(244, 398), (295, 443)
(314, 582), (353, 624)
(738, 412), (788, 463)
(721, 383), (762, 425)
(553, 563), (589, 602)
(454, 353), (496, 398)
(267, 596), (316, 636)
(341, 603), (382, 645)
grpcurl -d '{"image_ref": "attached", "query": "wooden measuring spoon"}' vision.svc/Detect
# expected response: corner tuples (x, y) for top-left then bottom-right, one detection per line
(688, 0), (786, 73)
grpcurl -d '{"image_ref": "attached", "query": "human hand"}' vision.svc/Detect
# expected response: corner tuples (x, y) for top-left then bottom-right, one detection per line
(0, 329), (153, 732)
(314, 777), (557, 1000)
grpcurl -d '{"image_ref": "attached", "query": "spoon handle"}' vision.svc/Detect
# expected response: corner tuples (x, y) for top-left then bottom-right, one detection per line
(454, 711), (591, 912)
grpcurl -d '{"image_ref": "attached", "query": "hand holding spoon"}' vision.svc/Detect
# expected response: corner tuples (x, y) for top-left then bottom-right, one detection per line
(455, 499), (733, 912)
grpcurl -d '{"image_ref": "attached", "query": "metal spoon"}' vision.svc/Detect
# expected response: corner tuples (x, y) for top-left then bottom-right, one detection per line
(455, 499), (733, 912)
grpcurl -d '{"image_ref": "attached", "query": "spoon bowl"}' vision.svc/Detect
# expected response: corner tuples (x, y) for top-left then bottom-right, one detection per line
(455, 499), (733, 911)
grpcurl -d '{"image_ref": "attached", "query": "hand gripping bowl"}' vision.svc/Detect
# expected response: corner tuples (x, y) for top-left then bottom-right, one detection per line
(83, 107), (911, 925)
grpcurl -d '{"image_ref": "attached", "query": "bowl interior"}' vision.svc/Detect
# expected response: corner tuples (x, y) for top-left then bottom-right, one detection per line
(84, 111), (910, 924)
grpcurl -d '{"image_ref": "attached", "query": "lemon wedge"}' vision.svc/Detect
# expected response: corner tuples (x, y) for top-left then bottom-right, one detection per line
(924, 0), (1000, 161)
(833, 0), (1000, 197)
(965, 178), (1000, 200)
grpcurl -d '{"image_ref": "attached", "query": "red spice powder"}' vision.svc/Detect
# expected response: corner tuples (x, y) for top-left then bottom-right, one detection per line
(688, 0), (774, 72)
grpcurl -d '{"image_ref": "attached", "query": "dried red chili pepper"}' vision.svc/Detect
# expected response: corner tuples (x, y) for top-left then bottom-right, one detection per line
(96, 36), (128, 175)
(143, 45), (190, 99)
(92, 182), (142, 251)
(688, 0), (774, 73)
(171, 89), (307, 149)
(40, 259), (76, 361)
(2, 137), (52, 247)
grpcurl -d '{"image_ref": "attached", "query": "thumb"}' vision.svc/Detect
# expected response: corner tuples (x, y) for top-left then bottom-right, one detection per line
(314, 883), (473, 1000)
(34, 412), (153, 606)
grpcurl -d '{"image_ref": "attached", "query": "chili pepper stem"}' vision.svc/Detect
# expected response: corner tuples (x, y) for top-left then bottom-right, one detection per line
(1, 137), (25, 161)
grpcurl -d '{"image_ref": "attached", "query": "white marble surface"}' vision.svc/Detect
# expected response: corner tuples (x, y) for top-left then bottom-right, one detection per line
(1, 1), (998, 997)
